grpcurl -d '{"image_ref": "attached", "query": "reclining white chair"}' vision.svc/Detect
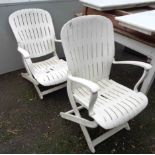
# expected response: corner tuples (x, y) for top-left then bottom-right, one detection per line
(9, 9), (68, 99)
(60, 15), (152, 153)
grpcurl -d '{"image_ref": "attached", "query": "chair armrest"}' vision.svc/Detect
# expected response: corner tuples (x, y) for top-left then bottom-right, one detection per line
(113, 60), (152, 92)
(113, 60), (152, 70)
(68, 74), (100, 116)
(18, 47), (34, 75)
(68, 75), (100, 94)
(55, 39), (62, 43)
(18, 47), (30, 59)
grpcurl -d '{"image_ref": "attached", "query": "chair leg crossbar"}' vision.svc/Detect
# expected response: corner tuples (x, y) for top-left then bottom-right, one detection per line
(60, 106), (130, 153)
(92, 123), (130, 147)
(60, 106), (98, 128)
(22, 73), (66, 99)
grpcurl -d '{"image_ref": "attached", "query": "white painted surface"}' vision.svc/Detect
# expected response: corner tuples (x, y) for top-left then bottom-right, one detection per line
(79, 0), (155, 11)
(116, 10), (155, 35)
(9, 9), (68, 99)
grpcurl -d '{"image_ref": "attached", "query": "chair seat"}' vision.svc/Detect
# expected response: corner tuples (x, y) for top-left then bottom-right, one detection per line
(32, 56), (68, 86)
(73, 79), (148, 129)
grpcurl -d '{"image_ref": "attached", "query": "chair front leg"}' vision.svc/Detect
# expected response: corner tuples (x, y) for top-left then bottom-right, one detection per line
(60, 79), (97, 153)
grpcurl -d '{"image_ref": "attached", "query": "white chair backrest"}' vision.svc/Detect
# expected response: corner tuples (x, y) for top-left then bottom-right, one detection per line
(61, 15), (115, 82)
(9, 8), (56, 58)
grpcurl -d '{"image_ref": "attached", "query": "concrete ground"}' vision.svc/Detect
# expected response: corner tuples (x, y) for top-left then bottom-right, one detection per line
(0, 46), (155, 153)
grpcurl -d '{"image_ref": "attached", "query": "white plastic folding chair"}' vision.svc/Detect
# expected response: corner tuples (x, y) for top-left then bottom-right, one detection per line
(60, 15), (152, 152)
(9, 9), (68, 99)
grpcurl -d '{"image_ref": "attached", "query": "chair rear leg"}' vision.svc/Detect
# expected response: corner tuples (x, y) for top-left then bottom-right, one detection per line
(34, 85), (43, 99)
(124, 122), (130, 131)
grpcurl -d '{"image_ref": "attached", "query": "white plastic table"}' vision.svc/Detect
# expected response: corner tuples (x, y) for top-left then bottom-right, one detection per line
(80, 0), (155, 11)
(116, 10), (155, 35)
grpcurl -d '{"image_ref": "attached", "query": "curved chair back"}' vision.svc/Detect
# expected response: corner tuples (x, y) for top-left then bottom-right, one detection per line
(61, 15), (115, 82)
(9, 8), (56, 58)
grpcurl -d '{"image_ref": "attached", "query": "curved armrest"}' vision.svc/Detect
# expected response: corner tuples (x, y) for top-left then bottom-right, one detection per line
(18, 47), (33, 75)
(55, 39), (62, 43)
(68, 75), (100, 94)
(18, 47), (30, 59)
(113, 60), (152, 92)
(68, 74), (100, 116)
(113, 60), (152, 70)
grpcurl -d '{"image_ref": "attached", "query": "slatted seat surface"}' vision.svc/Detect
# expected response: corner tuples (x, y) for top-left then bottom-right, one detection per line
(73, 79), (148, 129)
(32, 56), (68, 86)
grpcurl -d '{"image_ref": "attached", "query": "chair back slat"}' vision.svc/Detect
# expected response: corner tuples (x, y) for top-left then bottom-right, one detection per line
(9, 8), (56, 58)
(61, 15), (115, 82)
